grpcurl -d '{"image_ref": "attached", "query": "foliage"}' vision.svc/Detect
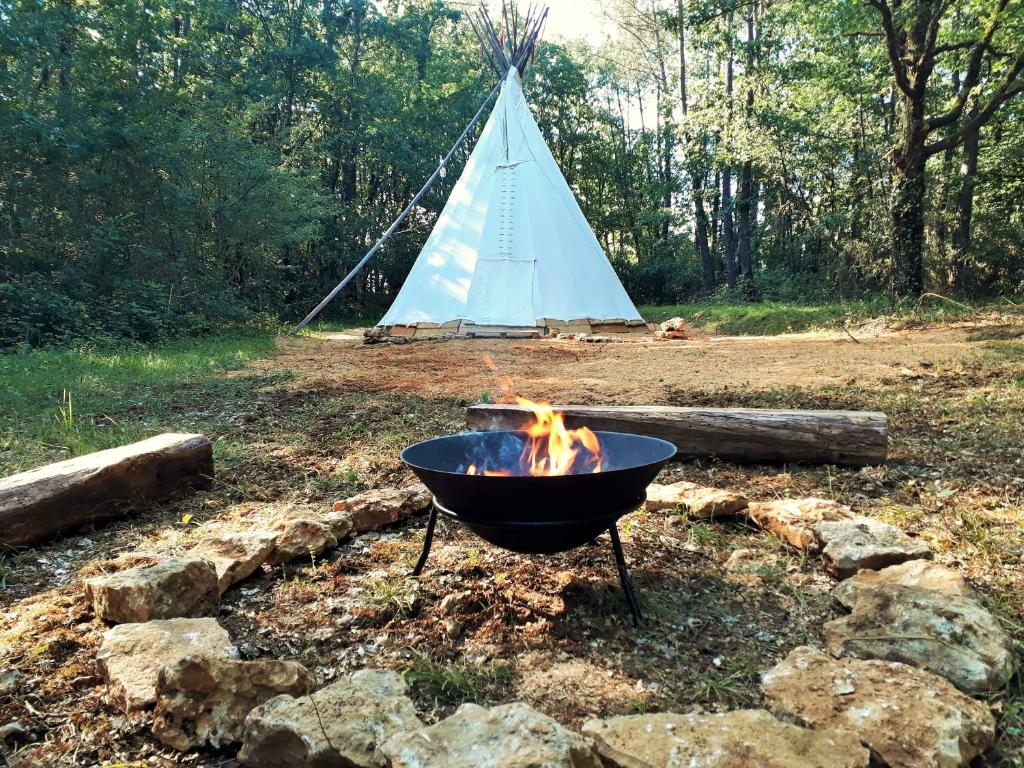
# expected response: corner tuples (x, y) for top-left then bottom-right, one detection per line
(1, 0), (1022, 347)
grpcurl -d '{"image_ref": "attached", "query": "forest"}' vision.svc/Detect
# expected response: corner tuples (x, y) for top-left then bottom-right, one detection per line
(2, 0), (1024, 347)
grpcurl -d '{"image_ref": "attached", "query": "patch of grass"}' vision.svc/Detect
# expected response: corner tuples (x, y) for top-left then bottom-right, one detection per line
(0, 333), (276, 474)
(357, 575), (419, 616)
(462, 548), (483, 568)
(404, 658), (518, 708)
(639, 300), (878, 335)
(686, 658), (759, 708)
(874, 503), (926, 529)
(638, 297), (1021, 336)
(981, 340), (1024, 364)
(298, 314), (380, 335)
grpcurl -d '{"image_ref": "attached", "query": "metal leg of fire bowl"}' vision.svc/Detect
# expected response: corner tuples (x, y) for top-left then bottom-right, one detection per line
(411, 503), (439, 577)
(608, 523), (643, 626)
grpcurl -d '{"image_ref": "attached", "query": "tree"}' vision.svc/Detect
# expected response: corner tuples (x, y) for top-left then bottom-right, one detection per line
(867, 0), (1024, 296)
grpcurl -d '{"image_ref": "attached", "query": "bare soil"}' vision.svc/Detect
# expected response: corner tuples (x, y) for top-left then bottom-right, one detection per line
(1, 320), (1022, 767)
(264, 324), (989, 402)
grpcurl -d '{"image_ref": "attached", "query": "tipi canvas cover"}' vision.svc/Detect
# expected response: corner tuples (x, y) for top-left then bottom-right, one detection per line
(378, 69), (646, 338)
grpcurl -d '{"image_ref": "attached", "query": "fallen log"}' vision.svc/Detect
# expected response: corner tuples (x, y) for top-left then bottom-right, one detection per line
(0, 433), (213, 547)
(466, 405), (886, 467)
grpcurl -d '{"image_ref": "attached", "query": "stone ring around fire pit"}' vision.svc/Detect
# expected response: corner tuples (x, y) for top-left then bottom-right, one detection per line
(400, 430), (677, 625)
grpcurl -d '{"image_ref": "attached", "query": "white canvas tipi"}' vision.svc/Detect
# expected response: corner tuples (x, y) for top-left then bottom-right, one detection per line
(377, 68), (646, 338)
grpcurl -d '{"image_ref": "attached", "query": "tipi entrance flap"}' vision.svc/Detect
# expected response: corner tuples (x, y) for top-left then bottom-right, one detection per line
(465, 258), (536, 326)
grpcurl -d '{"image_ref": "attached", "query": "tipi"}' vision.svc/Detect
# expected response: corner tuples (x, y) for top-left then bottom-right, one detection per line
(375, 7), (646, 339)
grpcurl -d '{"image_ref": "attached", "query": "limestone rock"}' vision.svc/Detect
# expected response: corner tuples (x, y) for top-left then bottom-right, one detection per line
(656, 318), (689, 340)
(332, 485), (431, 533)
(824, 584), (1015, 694)
(832, 559), (972, 609)
(581, 710), (869, 768)
(646, 482), (748, 519)
(267, 518), (337, 566)
(189, 531), (278, 594)
(655, 319), (688, 342)
(85, 557), (219, 624)
(0, 669), (22, 696)
(277, 503), (354, 542)
(748, 498), (850, 553)
(438, 589), (475, 616)
(646, 481), (698, 511)
(239, 669), (423, 768)
(813, 518), (931, 579)
(381, 702), (602, 768)
(761, 646), (996, 768)
(681, 487), (748, 519)
(321, 509), (355, 541)
(96, 618), (235, 711)
(153, 655), (310, 751)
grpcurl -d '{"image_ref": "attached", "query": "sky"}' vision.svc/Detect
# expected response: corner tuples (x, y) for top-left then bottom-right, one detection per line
(540, 0), (615, 46)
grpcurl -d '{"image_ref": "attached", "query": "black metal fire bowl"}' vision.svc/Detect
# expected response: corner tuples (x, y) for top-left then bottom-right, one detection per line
(400, 430), (677, 624)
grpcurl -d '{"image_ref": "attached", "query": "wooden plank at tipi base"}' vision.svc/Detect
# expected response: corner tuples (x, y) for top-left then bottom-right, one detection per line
(589, 320), (651, 335)
(0, 433), (213, 547)
(466, 405), (887, 467)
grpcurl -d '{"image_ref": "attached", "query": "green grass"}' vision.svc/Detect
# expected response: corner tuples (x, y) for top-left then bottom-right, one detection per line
(639, 297), (1021, 335)
(404, 658), (518, 708)
(0, 334), (276, 475)
(298, 314), (381, 335)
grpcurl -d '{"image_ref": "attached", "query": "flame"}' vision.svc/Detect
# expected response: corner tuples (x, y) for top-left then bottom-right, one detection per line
(465, 399), (604, 477)
(483, 354), (517, 402)
(469, 358), (604, 477)
(466, 463), (513, 477)
(516, 397), (603, 476)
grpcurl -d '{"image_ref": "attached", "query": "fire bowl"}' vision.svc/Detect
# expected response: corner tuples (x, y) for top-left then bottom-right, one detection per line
(401, 430), (677, 625)
(400, 430), (677, 553)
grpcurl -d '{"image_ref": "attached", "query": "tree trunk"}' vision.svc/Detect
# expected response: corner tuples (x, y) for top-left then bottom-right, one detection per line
(710, 169), (721, 255)
(722, 168), (736, 289)
(737, 161), (753, 280)
(653, 12), (673, 241)
(949, 106), (980, 295)
(890, 86), (927, 298)
(695, 184), (715, 291)
(736, 8), (756, 282)
(678, 0), (714, 291)
(867, 0), (1024, 298)
(890, 159), (926, 298)
(934, 72), (960, 265)
(721, 14), (737, 289)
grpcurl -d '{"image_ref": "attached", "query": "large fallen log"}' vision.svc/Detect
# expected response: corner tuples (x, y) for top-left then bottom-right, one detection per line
(0, 433), (213, 547)
(466, 405), (887, 467)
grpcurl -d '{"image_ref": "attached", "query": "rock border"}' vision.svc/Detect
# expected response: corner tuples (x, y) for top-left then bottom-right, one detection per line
(83, 480), (1014, 767)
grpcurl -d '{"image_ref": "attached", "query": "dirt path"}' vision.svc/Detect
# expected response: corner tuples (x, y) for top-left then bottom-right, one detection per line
(261, 325), (986, 403)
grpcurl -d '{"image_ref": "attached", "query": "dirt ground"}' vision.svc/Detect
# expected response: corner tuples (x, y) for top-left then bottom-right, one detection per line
(265, 323), (992, 403)
(1, 318), (1022, 766)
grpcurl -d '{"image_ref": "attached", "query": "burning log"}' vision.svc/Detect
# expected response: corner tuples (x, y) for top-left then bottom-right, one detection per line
(0, 433), (213, 547)
(466, 405), (887, 467)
